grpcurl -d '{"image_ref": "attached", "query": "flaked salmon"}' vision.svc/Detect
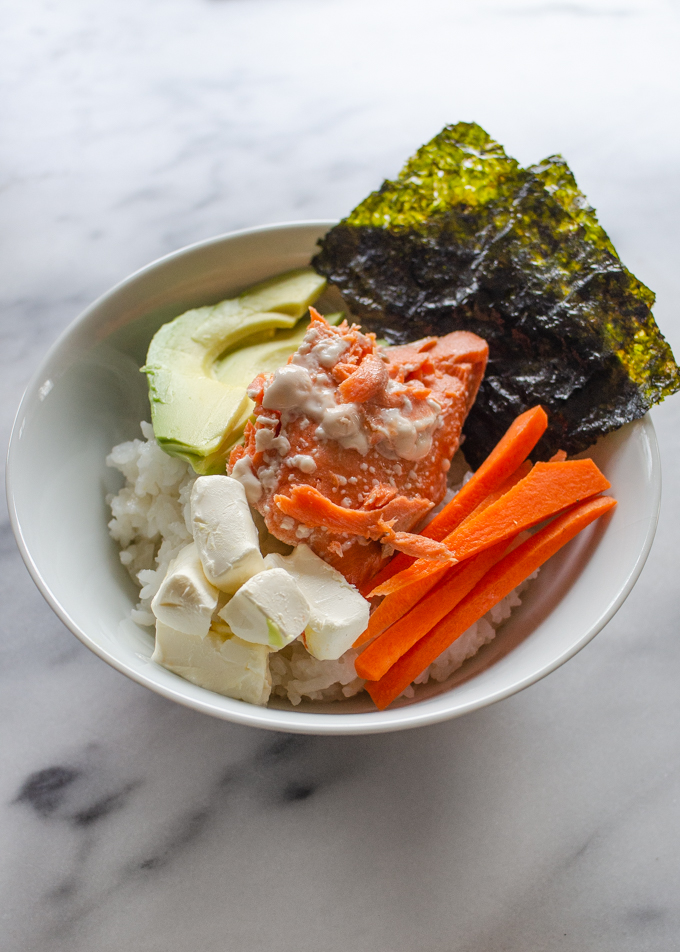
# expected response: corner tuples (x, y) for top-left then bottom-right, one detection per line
(229, 309), (487, 587)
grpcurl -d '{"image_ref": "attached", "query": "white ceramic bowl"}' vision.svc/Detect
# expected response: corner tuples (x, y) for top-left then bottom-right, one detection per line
(6, 221), (661, 734)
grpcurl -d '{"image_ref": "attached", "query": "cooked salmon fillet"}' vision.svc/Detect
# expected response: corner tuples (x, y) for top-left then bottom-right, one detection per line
(229, 310), (487, 587)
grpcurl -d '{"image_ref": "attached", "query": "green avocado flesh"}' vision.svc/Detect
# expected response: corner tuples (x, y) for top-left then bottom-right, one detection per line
(143, 268), (327, 474)
(312, 122), (680, 466)
(266, 618), (285, 649)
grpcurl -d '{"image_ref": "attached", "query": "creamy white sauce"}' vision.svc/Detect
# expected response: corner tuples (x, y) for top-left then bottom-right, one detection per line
(287, 454), (317, 474)
(230, 456), (263, 505)
(254, 428), (290, 456)
(257, 460), (282, 493)
(262, 365), (313, 410)
(291, 324), (349, 371)
(374, 406), (441, 461)
(310, 336), (349, 368)
(263, 365), (336, 425)
(316, 404), (369, 455)
(256, 321), (445, 468)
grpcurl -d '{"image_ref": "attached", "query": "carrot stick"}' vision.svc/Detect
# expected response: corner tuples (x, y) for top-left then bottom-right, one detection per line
(370, 458), (610, 598)
(366, 495), (617, 710)
(445, 459), (533, 534)
(380, 459), (533, 561)
(354, 567), (450, 647)
(424, 405), (548, 538)
(360, 405), (547, 594)
(354, 460), (533, 648)
(356, 540), (509, 681)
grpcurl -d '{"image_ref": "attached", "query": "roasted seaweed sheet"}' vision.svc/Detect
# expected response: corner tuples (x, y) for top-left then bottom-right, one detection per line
(313, 122), (680, 466)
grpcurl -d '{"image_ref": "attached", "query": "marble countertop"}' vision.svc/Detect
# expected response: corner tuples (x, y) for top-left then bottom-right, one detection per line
(2, 1), (680, 949)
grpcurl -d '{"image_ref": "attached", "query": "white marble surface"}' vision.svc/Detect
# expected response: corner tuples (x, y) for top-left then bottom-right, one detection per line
(2, 0), (680, 948)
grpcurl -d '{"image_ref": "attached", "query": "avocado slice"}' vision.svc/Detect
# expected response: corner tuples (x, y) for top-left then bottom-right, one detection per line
(143, 268), (327, 474)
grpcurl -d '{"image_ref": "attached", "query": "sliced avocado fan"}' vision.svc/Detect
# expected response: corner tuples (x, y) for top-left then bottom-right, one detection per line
(143, 268), (327, 474)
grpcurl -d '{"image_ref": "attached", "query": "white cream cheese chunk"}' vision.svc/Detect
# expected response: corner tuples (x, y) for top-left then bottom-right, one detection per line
(264, 545), (370, 660)
(190, 475), (265, 592)
(150, 542), (219, 638)
(218, 567), (309, 649)
(152, 620), (271, 705)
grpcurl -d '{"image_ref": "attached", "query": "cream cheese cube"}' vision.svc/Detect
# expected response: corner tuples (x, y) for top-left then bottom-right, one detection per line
(150, 542), (218, 638)
(191, 475), (265, 593)
(265, 545), (370, 660)
(152, 620), (271, 705)
(218, 567), (309, 649)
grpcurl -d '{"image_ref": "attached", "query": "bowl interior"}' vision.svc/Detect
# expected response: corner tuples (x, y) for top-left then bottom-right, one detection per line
(7, 222), (660, 734)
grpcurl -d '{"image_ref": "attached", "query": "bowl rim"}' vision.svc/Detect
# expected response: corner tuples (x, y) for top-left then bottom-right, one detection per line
(6, 220), (662, 735)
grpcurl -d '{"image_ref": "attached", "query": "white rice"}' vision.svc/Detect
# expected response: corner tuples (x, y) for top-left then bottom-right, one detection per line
(106, 423), (536, 706)
(106, 422), (197, 627)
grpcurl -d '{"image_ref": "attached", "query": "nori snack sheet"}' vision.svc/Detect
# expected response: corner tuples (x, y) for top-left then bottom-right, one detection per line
(312, 122), (680, 467)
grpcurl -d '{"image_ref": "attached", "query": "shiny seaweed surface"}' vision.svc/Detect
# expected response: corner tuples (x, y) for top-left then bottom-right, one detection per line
(313, 122), (680, 466)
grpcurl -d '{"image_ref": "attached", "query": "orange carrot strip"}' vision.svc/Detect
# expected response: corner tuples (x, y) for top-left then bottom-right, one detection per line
(361, 458), (533, 597)
(356, 540), (509, 681)
(366, 495), (617, 710)
(274, 485), (432, 539)
(353, 461), (532, 648)
(451, 459), (533, 533)
(425, 405), (548, 538)
(371, 458), (610, 597)
(354, 569), (447, 648)
(361, 405), (547, 594)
